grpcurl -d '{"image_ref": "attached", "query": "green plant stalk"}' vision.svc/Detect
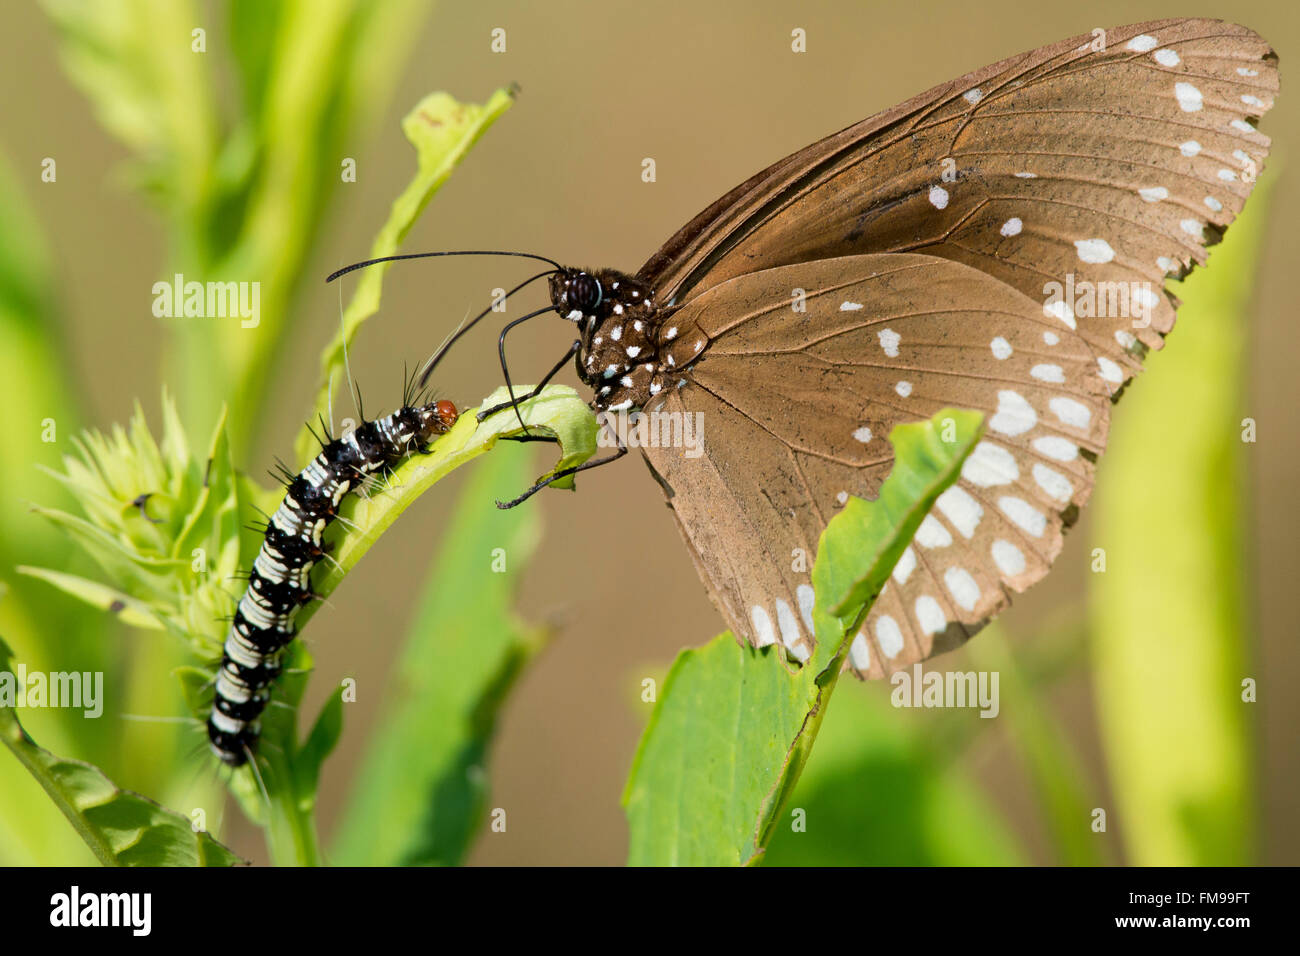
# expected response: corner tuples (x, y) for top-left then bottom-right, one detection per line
(1089, 184), (1270, 865)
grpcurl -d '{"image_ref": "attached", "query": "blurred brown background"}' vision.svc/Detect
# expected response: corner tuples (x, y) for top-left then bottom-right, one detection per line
(3, 0), (1296, 864)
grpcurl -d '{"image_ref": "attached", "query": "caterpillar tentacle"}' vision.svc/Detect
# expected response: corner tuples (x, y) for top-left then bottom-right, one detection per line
(207, 397), (458, 766)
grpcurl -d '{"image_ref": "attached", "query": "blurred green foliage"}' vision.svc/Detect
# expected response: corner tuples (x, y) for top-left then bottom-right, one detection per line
(0, 1), (1273, 866)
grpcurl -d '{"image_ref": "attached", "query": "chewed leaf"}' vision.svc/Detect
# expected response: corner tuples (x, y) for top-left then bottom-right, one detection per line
(815, 408), (985, 630)
(0, 638), (241, 867)
(623, 409), (982, 866)
(296, 87), (517, 465)
(293, 384), (597, 631)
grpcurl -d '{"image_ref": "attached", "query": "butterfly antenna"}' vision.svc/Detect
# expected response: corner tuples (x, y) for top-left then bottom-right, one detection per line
(326, 250), (563, 283)
(416, 270), (559, 390)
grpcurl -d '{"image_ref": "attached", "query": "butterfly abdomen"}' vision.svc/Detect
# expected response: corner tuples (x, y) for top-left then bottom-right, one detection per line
(207, 399), (458, 766)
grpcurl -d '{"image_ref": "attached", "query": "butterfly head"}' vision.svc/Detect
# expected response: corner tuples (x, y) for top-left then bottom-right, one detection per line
(550, 269), (604, 322)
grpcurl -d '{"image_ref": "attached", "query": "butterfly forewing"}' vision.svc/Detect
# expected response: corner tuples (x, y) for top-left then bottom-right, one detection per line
(640, 19), (1275, 386)
(643, 254), (1111, 671)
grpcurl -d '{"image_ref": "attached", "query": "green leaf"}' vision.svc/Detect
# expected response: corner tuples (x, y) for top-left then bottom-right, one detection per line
(1089, 176), (1272, 865)
(623, 409), (983, 865)
(332, 443), (547, 866)
(0, 636), (241, 866)
(12, 568), (164, 631)
(295, 86), (517, 465)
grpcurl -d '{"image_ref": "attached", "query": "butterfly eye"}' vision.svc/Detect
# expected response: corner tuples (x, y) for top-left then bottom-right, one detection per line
(568, 273), (602, 312)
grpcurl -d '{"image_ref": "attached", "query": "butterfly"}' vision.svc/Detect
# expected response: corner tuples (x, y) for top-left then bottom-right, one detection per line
(394, 18), (1276, 679)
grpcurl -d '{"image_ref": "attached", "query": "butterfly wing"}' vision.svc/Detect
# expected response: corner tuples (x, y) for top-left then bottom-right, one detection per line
(640, 18), (1276, 392)
(643, 253), (1112, 673)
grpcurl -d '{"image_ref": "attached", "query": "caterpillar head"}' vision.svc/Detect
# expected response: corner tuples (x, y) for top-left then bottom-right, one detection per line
(415, 399), (459, 444)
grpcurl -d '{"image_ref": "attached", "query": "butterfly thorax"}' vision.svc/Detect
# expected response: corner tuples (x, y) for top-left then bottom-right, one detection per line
(551, 268), (694, 412)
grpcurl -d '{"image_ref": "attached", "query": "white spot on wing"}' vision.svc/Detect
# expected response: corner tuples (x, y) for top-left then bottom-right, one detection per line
(1049, 396), (1092, 428)
(990, 390), (1037, 437)
(1032, 436), (1079, 461)
(998, 496), (1047, 537)
(853, 426), (873, 443)
(991, 539), (1026, 576)
(962, 440), (1019, 487)
(878, 328), (901, 357)
(944, 567), (980, 611)
(915, 514), (952, 549)
(750, 605), (776, 647)
(1098, 356), (1124, 384)
(1175, 81), (1203, 112)
(1031, 363), (1065, 383)
(840, 301), (863, 311)
(1045, 300), (1076, 330)
(849, 631), (871, 670)
(915, 596), (947, 636)
(895, 380), (913, 397)
(1074, 238), (1116, 264)
(1126, 34), (1158, 52)
(892, 546), (916, 585)
(776, 599), (802, 650)
(1139, 186), (1169, 202)
(990, 336), (1012, 360)
(935, 485), (983, 538)
(928, 185), (949, 209)
(1153, 48), (1180, 67)
(796, 584), (815, 635)
(876, 615), (905, 658)
(1033, 462), (1073, 501)
(1000, 217), (1022, 236)
(1180, 140), (1201, 157)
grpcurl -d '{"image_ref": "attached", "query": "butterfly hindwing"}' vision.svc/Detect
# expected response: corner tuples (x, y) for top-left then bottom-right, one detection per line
(643, 254), (1111, 672)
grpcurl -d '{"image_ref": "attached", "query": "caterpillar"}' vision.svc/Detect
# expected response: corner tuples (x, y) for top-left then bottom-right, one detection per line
(207, 396), (460, 766)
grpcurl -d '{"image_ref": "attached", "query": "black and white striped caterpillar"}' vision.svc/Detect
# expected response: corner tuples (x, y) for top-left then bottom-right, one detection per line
(207, 397), (460, 766)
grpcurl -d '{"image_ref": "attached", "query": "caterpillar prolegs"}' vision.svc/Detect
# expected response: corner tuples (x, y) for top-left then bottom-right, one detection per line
(207, 398), (459, 766)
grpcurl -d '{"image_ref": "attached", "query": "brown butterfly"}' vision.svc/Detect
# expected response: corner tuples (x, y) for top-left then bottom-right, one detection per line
(396, 18), (1277, 678)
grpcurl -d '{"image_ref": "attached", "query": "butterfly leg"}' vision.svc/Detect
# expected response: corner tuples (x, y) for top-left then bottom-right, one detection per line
(477, 340), (581, 423)
(496, 432), (628, 510)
